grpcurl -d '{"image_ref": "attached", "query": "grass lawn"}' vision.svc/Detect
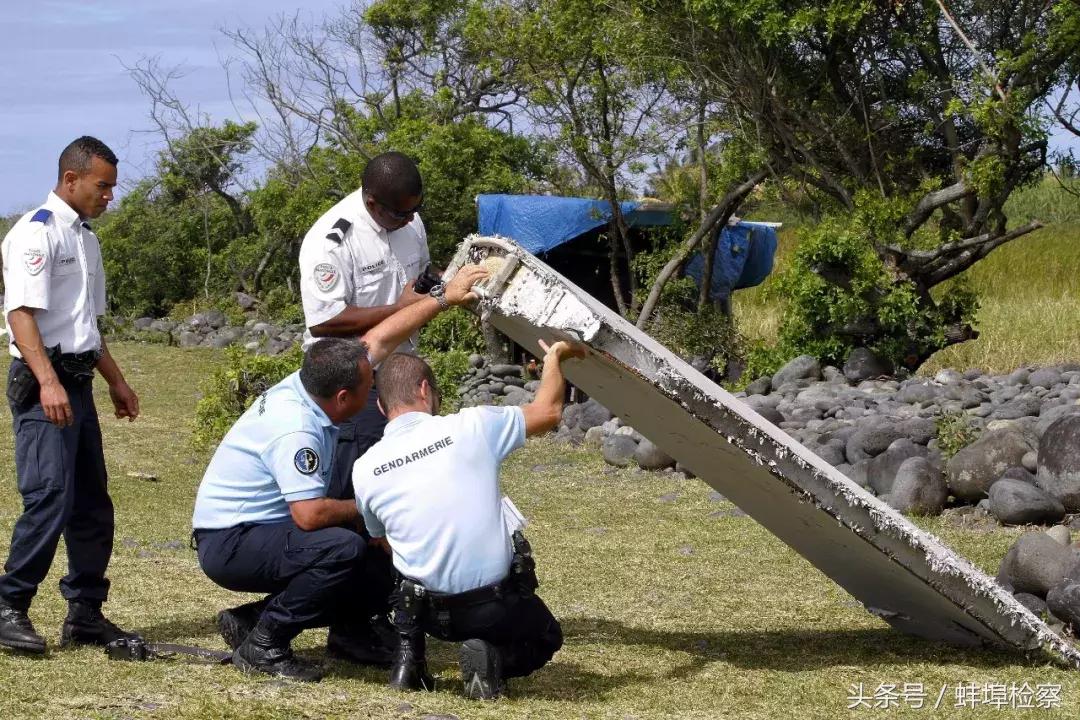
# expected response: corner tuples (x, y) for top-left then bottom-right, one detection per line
(0, 342), (1078, 719)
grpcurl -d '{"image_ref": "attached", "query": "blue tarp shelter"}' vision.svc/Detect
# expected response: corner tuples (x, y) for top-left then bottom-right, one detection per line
(476, 194), (779, 302)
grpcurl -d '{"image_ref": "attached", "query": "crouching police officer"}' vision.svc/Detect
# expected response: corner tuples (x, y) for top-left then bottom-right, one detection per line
(353, 338), (586, 699)
(0, 137), (141, 654)
(191, 264), (488, 682)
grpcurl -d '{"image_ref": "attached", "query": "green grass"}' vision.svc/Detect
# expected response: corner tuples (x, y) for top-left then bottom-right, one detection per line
(0, 342), (1078, 718)
(735, 177), (1080, 375)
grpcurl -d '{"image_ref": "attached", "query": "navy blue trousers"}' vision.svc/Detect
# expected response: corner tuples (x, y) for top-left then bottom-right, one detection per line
(195, 521), (393, 643)
(392, 582), (563, 678)
(327, 386), (387, 501)
(0, 362), (112, 610)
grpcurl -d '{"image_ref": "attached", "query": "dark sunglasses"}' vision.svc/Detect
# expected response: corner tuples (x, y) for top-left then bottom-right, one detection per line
(374, 196), (424, 221)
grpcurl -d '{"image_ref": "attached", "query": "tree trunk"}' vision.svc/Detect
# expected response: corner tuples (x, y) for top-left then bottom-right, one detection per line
(482, 320), (510, 364)
(637, 166), (772, 329)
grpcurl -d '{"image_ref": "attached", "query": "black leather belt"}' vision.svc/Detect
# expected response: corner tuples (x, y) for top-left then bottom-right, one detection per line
(425, 577), (510, 610)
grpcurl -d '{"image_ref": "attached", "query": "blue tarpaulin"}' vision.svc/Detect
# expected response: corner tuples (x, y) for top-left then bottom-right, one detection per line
(476, 194), (778, 300)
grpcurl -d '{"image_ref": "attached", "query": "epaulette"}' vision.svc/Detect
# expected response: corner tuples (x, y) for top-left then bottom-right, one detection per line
(326, 218), (351, 244)
(30, 208), (52, 224)
(81, 222), (92, 231)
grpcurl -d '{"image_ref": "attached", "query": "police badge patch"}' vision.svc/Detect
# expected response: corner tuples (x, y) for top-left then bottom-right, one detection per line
(314, 263), (339, 292)
(294, 448), (320, 475)
(24, 249), (46, 276)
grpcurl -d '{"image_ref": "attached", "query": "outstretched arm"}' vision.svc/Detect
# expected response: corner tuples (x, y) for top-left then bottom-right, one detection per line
(361, 264), (489, 366)
(521, 339), (587, 437)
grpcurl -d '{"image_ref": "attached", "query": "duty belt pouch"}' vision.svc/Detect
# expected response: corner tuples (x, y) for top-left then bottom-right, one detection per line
(7, 361), (39, 407)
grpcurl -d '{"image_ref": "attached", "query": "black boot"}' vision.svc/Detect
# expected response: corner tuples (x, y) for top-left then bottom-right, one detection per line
(60, 601), (139, 648)
(326, 616), (395, 667)
(0, 597), (45, 654)
(233, 622), (322, 683)
(216, 597), (269, 650)
(459, 639), (504, 700)
(388, 631), (434, 691)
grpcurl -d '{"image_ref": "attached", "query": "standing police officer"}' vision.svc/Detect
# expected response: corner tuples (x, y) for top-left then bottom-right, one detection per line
(0, 136), (141, 654)
(192, 265), (488, 682)
(298, 151), (432, 500)
(353, 339), (585, 699)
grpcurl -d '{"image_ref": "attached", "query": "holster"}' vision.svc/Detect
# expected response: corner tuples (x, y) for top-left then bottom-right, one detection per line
(509, 530), (539, 596)
(6, 360), (39, 407)
(392, 578), (429, 634)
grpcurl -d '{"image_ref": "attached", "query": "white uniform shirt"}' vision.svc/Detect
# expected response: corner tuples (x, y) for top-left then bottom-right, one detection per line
(298, 188), (430, 351)
(192, 371), (338, 530)
(353, 406), (526, 594)
(2, 192), (107, 356)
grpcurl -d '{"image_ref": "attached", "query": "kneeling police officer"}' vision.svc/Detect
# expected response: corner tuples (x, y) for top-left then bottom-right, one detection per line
(191, 264), (488, 682)
(353, 338), (585, 699)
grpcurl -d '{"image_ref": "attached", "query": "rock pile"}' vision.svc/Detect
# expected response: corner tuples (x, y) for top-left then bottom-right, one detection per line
(120, 304), (304, 356)
(457, 354), (539, 407)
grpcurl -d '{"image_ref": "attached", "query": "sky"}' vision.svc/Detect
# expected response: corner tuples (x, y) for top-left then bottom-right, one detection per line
(1, 2), (1077, 216)
(0, 0), (346, 215)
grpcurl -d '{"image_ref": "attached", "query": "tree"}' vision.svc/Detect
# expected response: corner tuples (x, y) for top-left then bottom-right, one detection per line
(640, 0), (1080, 368)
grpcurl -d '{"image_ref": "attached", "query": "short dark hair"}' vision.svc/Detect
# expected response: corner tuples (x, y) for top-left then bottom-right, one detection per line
(362, 151), (422, 203)
(300, 338), (371, 399)
(58, 136), (118, 181)
(376, 353), (437, 412)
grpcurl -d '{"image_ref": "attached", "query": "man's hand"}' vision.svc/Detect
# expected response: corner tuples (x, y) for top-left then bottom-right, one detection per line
(108, 381), (140, 422)
(397, 283), (427, 308)
(370, 536), (391, 555)
(40, 380), (73, 427)
(444, 264), (490, 305)
(539, 338), (588, 363)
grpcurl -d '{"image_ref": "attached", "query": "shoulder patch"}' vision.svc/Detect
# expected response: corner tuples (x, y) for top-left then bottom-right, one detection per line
(23, 248), (46, 276)
(30, 208), (52, 224)
(326, 218), (351, 244)
(314, 263), (339, 292)
(294, 448), (320, 475)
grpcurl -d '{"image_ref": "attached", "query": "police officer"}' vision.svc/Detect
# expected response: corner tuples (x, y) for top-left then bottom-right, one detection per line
(298, 151), (432, 500)
(0, 136), (141, 653)
(192, 264), (488, 682)
(353, 338), (586, 699)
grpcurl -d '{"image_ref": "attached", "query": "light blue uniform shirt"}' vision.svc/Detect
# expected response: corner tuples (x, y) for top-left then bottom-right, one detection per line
(353, 406), (526, 594)
(192, 371), (338, 529)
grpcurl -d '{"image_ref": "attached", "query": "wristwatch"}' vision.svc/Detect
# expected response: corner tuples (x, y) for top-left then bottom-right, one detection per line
(429, 282), (449, 309)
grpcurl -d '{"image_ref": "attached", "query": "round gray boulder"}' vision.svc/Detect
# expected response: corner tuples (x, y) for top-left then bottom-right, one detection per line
(867, 439), (928, 496)
(771, 355), (821, 389)
(634, 438), (675, 470)
(843, 348), (892, 383)
(887, 457), (947, 516)
(997, 532), (1080, 596)
(946, 428), (1034, 501)
(602, 435), (638, 467)
(1047, 581), (1080, 630)
(1029, 368), (1063, 389)
(987, 479), (1065, 526)
(1036, 414), (1080, 510)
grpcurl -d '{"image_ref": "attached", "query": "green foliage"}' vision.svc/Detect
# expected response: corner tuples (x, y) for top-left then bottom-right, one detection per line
(935, 411), (981, 460)
(417, 307), (485, 409)
(260, 287), (306, 325)
(192, 345), (303, 449)
(767, 212), (979, 370)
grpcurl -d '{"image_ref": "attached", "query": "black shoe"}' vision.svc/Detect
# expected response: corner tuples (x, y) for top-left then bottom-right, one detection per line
(217, 597), (269, 650)
(233, 626), (322, 683)
(0, 598), (45, 654)
(388, 632), (435, 692)
(326, 620), (395, 667)
(459, 639), (504, 700)
(59, 601), (139, 648)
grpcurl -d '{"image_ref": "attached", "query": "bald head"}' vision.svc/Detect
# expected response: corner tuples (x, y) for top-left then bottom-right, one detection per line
(362, 151), (422, 204)
(376, 353), (437, 413)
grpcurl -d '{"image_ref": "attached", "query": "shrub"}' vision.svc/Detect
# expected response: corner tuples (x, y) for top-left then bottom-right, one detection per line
(417, 307), (484, 411)
(935, 411), (980, 460)
(192, 345), (303, 449)
(261, 286), (306, 325)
